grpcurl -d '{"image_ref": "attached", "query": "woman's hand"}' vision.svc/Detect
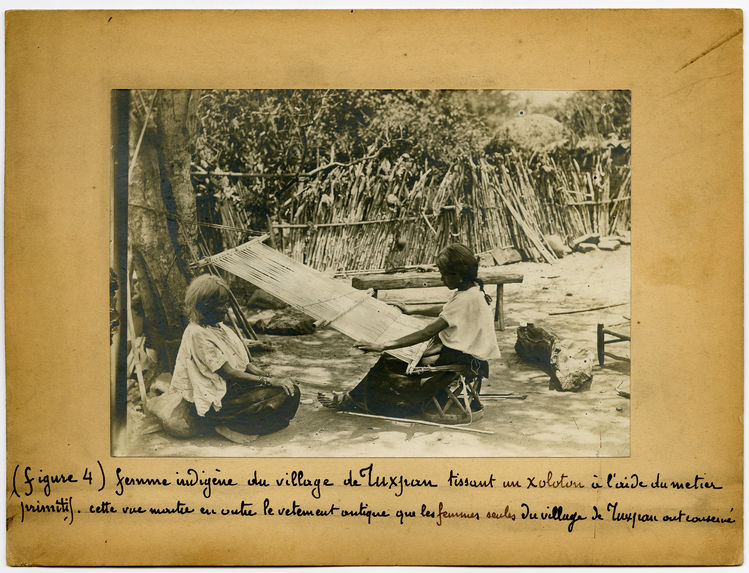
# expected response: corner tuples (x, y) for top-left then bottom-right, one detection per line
(246, 363), (271, 378)
(273, 378), (296, 397)
(389, 301), (409, 314)
(355, 342), (385, 353)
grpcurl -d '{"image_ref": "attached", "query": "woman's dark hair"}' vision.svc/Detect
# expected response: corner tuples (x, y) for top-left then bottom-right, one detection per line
(436, 244), (492, 305)
(185, 274), (230, 325)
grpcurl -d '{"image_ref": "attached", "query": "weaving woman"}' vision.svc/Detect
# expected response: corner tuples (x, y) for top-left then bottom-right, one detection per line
(168, 274), (300, 442)
(318, 244), (501, 418)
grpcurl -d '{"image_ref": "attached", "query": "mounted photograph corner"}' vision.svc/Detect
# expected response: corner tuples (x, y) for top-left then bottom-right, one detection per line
(110, 89), (631, 457)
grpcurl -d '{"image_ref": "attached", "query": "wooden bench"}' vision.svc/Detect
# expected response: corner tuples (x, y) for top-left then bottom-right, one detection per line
(351, 268), (523, 330)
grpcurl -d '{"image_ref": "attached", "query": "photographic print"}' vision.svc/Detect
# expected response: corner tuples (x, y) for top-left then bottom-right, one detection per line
(8, 10), (741, 566)
(113, 89), (631, 457)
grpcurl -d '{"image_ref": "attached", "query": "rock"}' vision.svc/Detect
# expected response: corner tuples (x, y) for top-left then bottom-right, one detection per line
(247, 308), (316, 335)
(600, 236), (622, 245)
(549, 341), (594, 392)
(491, 246), (523, 265)
(571, 233), (600, 248)
(598, 239), (621, 251)
(515, 325), (594, 392)
(576, 242), (597, 253)
(478, 251), (496, 267)
(543, 235), (569, 258)
(616, 231), (631, 245)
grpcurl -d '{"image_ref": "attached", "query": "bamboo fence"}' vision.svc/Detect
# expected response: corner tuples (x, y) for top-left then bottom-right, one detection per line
(201, 147), (630, 271)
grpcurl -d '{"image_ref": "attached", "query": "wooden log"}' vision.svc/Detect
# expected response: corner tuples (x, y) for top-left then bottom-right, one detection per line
(352, 268), (523, 290)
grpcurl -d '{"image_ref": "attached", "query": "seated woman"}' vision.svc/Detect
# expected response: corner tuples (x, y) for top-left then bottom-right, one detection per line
(168, 274), (300, 443)
(318, 244), (501, 419)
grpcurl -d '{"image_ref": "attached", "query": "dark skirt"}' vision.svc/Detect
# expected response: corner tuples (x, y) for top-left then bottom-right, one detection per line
(347, 346), (488, 417)
(198, 381), (301, 436)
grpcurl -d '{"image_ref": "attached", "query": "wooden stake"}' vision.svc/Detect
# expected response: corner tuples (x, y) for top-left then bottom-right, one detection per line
(126, 254), (148, 408)
(549, 302), (628, 316)
(339, 410), (494, 435)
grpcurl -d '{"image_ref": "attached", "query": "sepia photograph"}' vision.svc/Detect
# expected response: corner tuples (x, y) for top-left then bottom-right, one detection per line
(8, 9), (741, 566)
(112, 89), (631, 457)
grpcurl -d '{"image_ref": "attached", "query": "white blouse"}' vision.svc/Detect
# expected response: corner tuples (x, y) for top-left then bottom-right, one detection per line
(438, 285), (501, 361)
(170, 322), (250, 416)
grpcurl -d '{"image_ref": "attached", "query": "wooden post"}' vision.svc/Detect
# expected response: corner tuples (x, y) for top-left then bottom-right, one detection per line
(496, 284), (504, 330)
(277, 219), (285, 253)
(266, 215), (277, 249)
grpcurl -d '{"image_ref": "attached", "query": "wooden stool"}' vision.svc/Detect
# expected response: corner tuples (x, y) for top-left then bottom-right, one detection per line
(597, 322), (631, 366)
(410, 364), (485, 425)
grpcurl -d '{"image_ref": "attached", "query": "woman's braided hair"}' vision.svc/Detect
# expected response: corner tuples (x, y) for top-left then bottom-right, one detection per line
(436, 244), (493, 305)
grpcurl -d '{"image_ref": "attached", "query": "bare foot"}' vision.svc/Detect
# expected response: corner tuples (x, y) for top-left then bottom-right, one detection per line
(215, 424), (258, 445)
(317, 391), (354, 410)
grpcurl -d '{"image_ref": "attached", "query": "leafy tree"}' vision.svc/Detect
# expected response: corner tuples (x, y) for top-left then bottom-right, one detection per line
(554, 90), (631, 142)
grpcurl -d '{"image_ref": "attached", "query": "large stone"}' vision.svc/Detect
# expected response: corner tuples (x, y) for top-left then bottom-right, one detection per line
(515, 324), (594, 392)
(543, 234), (570, 257)
(549, 342), (594, 392)
(491, 246), (523, 265)
(478, 251), (497, 267)
(576, 242), (597, 253)
(571, 233), (600, 248)
(600, 236), (623, 245)
(247, 308), (316, 335)
(598, 239), (621, 251)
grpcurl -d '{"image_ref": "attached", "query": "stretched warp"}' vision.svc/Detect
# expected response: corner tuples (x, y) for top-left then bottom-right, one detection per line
(199, 237), (431, 373)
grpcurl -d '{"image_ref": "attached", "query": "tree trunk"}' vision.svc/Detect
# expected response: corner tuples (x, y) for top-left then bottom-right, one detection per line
(155, 90), (201, 274)
(128, 89), (201, 371)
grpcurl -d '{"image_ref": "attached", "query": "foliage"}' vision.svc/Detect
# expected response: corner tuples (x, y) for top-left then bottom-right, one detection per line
(193, 90), (515, 226)
(553, 90), (631, 142)
(192, 89), (630, 245)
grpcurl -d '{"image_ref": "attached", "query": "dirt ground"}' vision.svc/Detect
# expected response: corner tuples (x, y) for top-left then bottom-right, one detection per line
(125, 246), (630, 458)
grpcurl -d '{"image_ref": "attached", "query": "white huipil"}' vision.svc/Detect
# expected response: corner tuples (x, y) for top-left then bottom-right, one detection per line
(438, 285), (501, 361)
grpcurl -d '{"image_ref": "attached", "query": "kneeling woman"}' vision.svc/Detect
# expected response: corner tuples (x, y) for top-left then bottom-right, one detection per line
(169, 274), (300, 441)
(318, 244), (501, 418)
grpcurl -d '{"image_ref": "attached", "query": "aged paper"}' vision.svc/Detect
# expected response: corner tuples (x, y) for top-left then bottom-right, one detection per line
(5, 10), (742, 565)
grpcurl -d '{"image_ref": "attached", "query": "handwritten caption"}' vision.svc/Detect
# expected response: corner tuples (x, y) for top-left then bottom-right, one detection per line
(9, 462), (735, 533)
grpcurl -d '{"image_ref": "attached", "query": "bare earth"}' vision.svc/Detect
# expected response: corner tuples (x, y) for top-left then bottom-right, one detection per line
(125, 246), (630, 458)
